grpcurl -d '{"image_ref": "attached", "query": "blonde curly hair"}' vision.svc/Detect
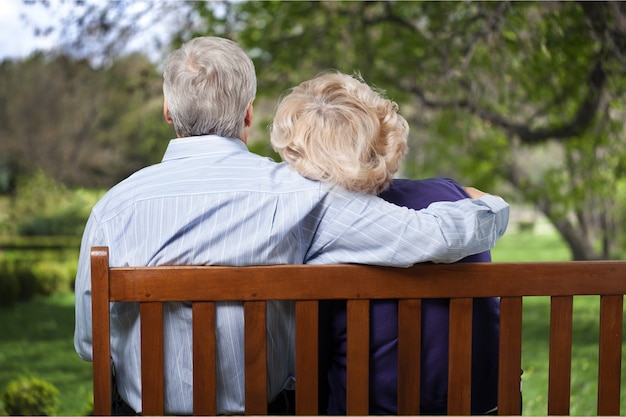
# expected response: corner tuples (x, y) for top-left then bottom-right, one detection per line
(270, 72), (409, 195)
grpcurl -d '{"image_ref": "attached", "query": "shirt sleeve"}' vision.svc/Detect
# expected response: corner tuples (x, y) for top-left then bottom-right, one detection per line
(306, 188), (509, 266)
(74, 213), (101, 361)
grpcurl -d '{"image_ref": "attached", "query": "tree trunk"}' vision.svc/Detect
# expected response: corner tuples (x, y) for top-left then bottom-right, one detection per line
(550, 217), (602, 261)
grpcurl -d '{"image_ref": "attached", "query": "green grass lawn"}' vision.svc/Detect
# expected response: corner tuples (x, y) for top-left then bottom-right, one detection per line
(491, 227), (572, 262)
(0, 229), (624, 415)
(0, 292), (92, 415)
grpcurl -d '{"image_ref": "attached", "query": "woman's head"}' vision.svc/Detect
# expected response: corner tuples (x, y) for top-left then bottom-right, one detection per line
(270, 72), (408, 194)
(163, 36), (257, 139)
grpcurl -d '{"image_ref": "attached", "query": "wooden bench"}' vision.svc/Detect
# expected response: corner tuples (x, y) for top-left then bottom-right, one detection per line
(90, 246), (626, 415)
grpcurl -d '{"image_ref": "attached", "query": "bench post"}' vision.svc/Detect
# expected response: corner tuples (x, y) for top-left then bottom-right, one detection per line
(91, 247), (113, 416)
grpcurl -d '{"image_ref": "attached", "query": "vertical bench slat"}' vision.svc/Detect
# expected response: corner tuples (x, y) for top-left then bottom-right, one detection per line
(448, 298), (473, 415)
(192, 301), (217, 415)
(140, 302), (165, 415)
(295, 300), (319, 415)
(498, 296), (523, 415)
(244, 301), (268, 415)
(547, 296), (573, 415)
(91, 247), (113, 416)
(397, 299), (422, 415)
(597, 294), (623, 416)
(346, 299), (370, 415)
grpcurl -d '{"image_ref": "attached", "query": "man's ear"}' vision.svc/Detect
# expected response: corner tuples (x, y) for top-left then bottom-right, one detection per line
(241, 102), (254, 144)
(244, 102), (253, 127)
(163, 97), (174, 125)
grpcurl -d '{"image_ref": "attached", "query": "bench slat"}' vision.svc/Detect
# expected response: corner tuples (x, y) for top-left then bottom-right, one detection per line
(244, 301), (267, 415)
(547, 296), (573, 415)
(192, 302), (217, 415)
(397, 299), (422, 415)
(108, 261), (626, 301)
(347, 299), (370, 415)
(447, 298), (473, 415)
(497, 296), (523, 415)
(140, 302), (165, 415)
(597, 294), (623, 415)
(91, 247), (113, 416)
(296, 301), (319, 415)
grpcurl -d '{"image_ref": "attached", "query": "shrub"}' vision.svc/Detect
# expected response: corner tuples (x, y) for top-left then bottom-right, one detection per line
(18, 205), (88, 236)
(1, 171), (103, 237)
(81, 394), (94, 416)
(31, 261), (76, 295)
(0, 263), (19, 308)
(14, 262), (38, 302)
(0, 259), (38, 304)
(0, 256), (78, 305)
(1, 376), (59, 416)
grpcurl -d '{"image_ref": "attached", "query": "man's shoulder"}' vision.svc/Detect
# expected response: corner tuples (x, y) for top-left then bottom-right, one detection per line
(91, 157), (325, 219)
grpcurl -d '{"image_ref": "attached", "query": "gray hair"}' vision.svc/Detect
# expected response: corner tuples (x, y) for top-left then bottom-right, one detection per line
(163, 37), (257, 139)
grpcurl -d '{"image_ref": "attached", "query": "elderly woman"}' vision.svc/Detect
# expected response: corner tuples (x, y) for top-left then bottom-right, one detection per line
(270, 72), (500, 415)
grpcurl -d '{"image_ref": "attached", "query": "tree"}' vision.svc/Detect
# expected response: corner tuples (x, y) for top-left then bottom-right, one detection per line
(189, 1), (626, 260)
(16, 0), (626, 259)
(0, 52), (170, 188)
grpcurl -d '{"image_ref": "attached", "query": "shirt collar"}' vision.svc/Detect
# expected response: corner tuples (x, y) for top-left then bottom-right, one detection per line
(162, 135), (248, 162)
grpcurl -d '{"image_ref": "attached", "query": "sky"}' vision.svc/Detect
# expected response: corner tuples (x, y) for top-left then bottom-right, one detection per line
(0, 0), (179, 63)
(0, 1), (62, 60)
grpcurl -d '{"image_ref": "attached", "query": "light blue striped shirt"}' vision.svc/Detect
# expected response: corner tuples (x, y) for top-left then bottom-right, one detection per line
(74, 135), (509, 414)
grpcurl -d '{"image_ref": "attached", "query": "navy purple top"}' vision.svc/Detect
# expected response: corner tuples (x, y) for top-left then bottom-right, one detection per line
(318, 178), (500, 415)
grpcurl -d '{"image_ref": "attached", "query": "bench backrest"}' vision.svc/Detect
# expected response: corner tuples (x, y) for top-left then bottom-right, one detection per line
(90, 246), (626, 415)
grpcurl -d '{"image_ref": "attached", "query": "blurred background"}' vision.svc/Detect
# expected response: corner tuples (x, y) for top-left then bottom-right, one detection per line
(0, 1), (625, 415)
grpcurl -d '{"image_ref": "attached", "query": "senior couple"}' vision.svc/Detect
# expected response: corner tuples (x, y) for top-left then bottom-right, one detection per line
(74, 37), (507, 415)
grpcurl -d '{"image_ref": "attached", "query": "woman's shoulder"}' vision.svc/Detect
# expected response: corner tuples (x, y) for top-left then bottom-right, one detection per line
(379, 177), (468, 208)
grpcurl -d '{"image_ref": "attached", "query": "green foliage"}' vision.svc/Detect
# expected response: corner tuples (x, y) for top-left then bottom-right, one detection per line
(81, 395), (94, 416)
(0, 264), (19, 308)
(0, 259), (38, 306)
(0, 53), (170, 189)
(0, 171), (103, 237)
(19, 205), (87, 237)
(0, 254), (78, 307)
(247, 140), (281, 162)
(94, 54), (172, 182)
(1, 376), (60, 416)
(31, 261), (77, 296)
(0, 173), (91, 305)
